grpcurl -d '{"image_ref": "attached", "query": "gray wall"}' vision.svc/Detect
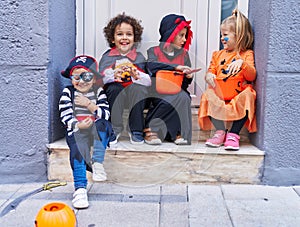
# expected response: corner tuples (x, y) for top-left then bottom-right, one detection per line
(48, 0), (75, 142)
(0, 1), (49, 182)
(250, 0), (300, 185)
(0, 0), (74, 183)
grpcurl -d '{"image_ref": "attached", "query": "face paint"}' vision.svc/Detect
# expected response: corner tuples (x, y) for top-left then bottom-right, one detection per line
(224, 37), (229, 42)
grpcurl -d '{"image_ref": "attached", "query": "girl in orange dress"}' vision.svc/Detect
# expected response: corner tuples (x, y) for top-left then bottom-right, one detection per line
(198, 9), (257, 150)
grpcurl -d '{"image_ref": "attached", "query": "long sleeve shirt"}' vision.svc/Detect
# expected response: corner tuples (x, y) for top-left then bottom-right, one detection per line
(59, 86), (110, 136)
(208, 49), (256, 81)
(99, 47), (151, 87)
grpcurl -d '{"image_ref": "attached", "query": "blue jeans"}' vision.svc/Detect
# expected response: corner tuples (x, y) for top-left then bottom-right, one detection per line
(66, 119), (112, 190)
(93, 131), (109, 163)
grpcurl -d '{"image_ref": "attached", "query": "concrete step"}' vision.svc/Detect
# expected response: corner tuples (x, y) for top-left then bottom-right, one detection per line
(47, 134), (264, 186)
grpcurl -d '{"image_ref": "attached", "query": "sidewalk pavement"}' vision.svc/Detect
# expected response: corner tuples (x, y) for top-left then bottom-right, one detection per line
(0, 182), (300, 227)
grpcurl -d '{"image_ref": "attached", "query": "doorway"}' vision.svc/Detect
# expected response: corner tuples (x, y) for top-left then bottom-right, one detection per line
(75, 0), (248, 105)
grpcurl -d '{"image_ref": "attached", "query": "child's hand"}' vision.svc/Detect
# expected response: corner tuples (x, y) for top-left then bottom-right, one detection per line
(175, 66), (201, 78)
(74, 94), (91, 107)
(227, 59), (243, 75)
(129, 67), (140, 80)
(121, 65), (139, 80)
(205, 72), (216, 87)
(175, 65), (192, 74)
(77, 117), (93, 129)
(114, 68), (123, 82)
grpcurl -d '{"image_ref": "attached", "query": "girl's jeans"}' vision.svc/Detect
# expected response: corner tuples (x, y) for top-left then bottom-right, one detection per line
(66, 119), (111, 190)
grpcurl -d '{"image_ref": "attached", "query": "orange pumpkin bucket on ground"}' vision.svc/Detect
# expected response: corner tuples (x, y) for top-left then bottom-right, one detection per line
(156, 70), (184, 94)
(214, 75), (245, 101)
(35, 202), (76, 227)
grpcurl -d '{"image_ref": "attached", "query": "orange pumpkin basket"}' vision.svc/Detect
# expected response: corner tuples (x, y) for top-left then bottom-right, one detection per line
(156, 70), (184, 94)
(35, 202), (76, 227)
(214, 75), (245, 101)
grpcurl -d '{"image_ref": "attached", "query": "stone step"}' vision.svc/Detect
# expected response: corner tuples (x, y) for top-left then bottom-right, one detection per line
(47, 108), (260, 185)
(47, 135), (264, 186)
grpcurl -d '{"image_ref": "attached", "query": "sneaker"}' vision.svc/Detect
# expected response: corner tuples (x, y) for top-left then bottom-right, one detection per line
(110, 132), (120, 145)
(92, 162), (107, 181)
(145, 136), (162, 145)
(224, 132), (240, 150)
(129, 131), (144, 145)
(72, 188), (89, 209)
(174, 135), (188, 145)
(144, 128), (162, 145)
(205, 130), (226, 147)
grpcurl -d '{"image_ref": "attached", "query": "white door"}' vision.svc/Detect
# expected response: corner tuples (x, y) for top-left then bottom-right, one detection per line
(76, 0), (248, 105)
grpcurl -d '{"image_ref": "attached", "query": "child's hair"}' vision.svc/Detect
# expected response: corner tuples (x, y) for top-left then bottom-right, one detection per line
(103, 12), (144, 48)
(221, 9), (254, 52)
(159, 14), (193, 51)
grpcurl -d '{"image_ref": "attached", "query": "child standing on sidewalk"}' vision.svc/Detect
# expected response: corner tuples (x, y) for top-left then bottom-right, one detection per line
(59, 55), (112, 209)
(198, 9), (257, 150)
(99, 13), (151, 145)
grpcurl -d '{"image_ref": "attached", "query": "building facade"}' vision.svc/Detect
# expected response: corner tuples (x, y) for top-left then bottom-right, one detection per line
(0, 0), (299, 185)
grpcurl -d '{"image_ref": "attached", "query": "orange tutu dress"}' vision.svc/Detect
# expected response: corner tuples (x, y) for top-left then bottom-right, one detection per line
(198, 49), (257, 133)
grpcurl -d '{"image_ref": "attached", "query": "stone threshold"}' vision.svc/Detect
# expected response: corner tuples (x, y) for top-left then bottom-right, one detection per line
(47, 137), (264, 156)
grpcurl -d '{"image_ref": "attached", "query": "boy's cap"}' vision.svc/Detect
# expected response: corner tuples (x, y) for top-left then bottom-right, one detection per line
(61, 55), (98, 78)
(159, 14), (193, 51)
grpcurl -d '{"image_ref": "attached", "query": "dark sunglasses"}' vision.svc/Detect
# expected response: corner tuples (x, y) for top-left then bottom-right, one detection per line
(71, 72), (94, 82)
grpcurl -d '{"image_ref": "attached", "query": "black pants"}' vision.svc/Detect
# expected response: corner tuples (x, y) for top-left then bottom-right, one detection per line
(210, 111), (248, 135)
(145, 90), (192, 143)
(104, 82), (148, 134)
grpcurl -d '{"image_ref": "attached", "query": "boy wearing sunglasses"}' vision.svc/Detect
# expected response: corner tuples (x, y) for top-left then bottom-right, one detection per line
(59, 55), (112, 209)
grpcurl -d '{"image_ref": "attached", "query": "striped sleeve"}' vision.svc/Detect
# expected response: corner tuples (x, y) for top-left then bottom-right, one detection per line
(58, 87), (78, 135)
(95, 87), (110, 120)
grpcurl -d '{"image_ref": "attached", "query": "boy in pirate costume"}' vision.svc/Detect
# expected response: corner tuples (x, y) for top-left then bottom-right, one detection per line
(59, 55), (112, 209)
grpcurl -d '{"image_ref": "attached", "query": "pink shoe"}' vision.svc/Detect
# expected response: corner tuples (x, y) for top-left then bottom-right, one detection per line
(224, 132), (240, 150)
(205, 130), (226, 147)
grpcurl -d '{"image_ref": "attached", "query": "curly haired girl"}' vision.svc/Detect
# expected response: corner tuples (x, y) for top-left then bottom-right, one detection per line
(99, 13), (151, 145)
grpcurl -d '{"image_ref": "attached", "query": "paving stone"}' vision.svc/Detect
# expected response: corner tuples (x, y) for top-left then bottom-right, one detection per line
(222, 185), (300, 226)
(161, 184), (188, 195)
(159, 184), (189, 226)
(226, 199), (300, 226)
(222, 184), (300, 200)
(160, 203), (189, 227)
(76, 201), (159, 227)
(0, 184), (23, 192)
(293, 186), (300, 197)
(89, 183), (160, 195)
(188, 185), (232, 226)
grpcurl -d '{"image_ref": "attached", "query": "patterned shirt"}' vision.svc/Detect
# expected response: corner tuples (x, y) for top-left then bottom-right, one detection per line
(59, 86), (110, 136)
